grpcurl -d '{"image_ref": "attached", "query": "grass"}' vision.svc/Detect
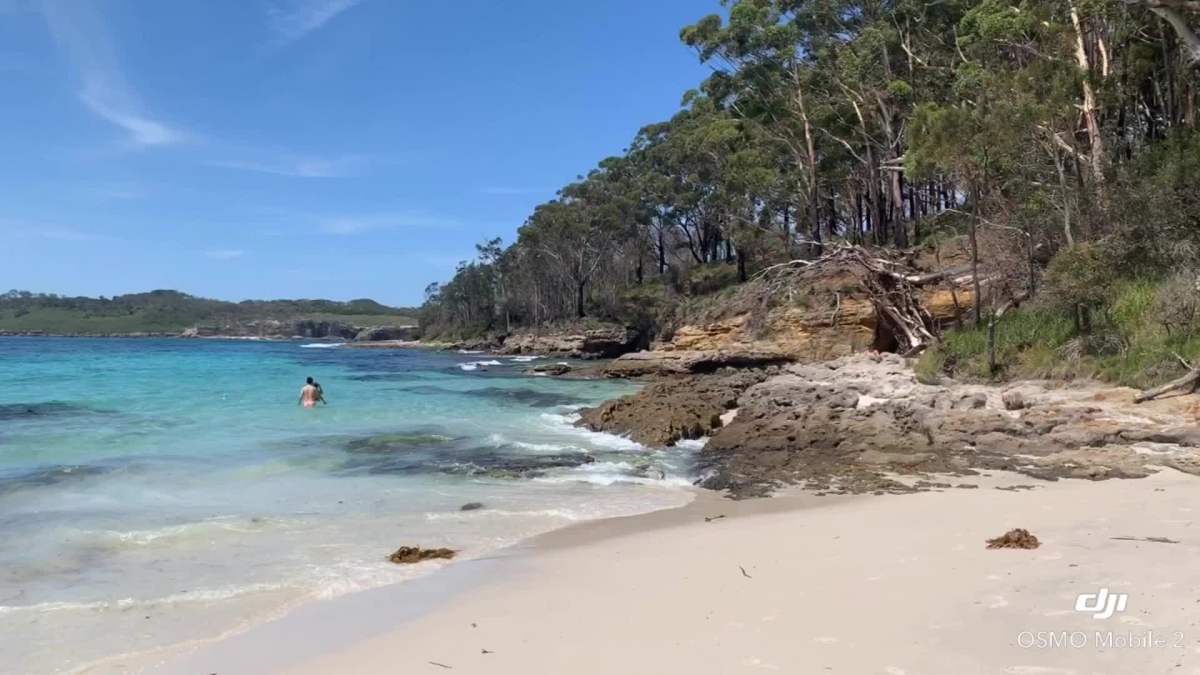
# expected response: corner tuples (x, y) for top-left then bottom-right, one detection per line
(918, 278), (1200, 389)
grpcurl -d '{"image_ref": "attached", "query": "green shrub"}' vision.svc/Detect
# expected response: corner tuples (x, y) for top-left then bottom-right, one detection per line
(685, 263), (740, 296)
(1149, 273), (1200, 338)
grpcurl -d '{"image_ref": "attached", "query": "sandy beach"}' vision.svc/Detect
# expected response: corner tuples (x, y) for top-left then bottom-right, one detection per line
(145, 468), (1200, 675)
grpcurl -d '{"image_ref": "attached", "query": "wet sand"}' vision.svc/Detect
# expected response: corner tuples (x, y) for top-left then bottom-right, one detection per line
(142, 468), (1200, 675)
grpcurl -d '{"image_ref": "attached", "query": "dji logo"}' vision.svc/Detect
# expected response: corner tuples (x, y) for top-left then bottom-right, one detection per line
(1074, 588), (1128, 620)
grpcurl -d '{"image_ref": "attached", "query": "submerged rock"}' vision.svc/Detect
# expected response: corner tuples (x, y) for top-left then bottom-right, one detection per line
(529, 363), (572, 376)
(460, 502), (485, 511)
(344, 433), (453, 454)
(0, 464), (110, 496)
(387, 546), (456, 564)
(0, 401), (107, 420)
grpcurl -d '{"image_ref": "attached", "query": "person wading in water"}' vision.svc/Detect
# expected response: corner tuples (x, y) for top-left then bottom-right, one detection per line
(298, 376), (327, 407)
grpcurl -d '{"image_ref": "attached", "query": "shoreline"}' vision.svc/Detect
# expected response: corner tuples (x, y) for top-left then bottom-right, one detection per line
(144, 468), (1200, 674)
(121, 489), (711, 675)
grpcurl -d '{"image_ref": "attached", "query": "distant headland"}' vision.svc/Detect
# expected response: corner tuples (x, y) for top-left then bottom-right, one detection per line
(0, 289), (418, 340)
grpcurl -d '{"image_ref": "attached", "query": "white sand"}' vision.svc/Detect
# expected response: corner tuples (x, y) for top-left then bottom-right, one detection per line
(149, 470), (1200, 675)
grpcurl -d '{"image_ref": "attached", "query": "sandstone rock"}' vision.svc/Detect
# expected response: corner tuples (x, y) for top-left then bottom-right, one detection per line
(500, 325), (639, 358)
(387, 546), (456, 564)
(1001, 390), (1027, 410)
(654, 285), (972, 364)
(602, 348), (793, 378)
(697, 353), (1200, 498)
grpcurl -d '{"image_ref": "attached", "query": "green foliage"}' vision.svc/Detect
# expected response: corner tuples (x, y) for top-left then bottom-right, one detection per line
(419, 0), (1200, 363)
(931, 278), (1200, 388)
(686, 263), (740, 296)
(1043, 244), (1114, 311)
(1150, 274), (1200, 338)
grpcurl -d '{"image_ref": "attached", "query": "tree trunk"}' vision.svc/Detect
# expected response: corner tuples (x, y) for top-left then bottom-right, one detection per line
(969, 189), (983, 328)
(1070, 1), (1109, 195)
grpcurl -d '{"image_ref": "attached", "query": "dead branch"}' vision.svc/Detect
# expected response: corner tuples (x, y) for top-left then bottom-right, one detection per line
(1134, 366), (1200, 403)
(751, 243), (947, 354)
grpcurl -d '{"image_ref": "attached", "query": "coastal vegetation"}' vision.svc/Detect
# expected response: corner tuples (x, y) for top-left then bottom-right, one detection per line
(420, 0), (1200, 388)
(0, 289), (417, 336)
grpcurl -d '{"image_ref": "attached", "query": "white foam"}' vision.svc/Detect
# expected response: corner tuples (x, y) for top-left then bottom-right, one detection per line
(539, 411), (644, 451)
(509, 355), (541, 362)
(486, 432), (578, 453)
(424, 508), (585, 522)
(299, 343), (344, 349)
(459, 359), (503, 371)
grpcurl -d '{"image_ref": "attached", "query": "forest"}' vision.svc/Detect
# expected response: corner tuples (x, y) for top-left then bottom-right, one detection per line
(420, 0), (1200, 384)
(0, 290), (416, 335)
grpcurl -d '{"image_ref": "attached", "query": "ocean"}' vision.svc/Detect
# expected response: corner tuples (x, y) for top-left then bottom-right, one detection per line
(0, 338), (695, 674)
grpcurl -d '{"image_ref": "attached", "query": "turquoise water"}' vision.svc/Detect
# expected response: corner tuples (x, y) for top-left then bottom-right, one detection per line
(0, 338), (695, 674)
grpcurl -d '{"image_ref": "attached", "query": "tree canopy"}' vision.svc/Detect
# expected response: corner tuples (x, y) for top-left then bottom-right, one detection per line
(421, 0), (1200, 342)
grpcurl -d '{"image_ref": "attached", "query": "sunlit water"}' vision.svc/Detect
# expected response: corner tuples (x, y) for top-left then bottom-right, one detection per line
(0, 338), (695, 674)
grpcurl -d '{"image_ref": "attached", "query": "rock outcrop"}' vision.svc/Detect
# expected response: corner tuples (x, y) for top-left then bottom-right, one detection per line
(354, 325), (418, 341)
(698, 353), (1200, 497)
(578, 368), (776, 446)
(602, 348), (793, 378)
(500, 325), (641, 359)
(658, 286), (969, 363)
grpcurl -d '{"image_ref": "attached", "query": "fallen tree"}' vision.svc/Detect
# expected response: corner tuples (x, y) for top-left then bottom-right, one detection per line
(753, 243), (966, 355)
(1134, 353), (1200, 403)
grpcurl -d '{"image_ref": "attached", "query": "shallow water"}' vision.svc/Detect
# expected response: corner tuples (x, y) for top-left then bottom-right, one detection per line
(0, 338), (694, 675)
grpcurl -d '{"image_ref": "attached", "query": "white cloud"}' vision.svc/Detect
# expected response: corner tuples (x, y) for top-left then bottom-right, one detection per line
(210, 154), (366, 178)
(40, 1), (185, 147)
(267, 0), (363, 43)
(318, 212), (457, 236)
(204, 249), (247, 260)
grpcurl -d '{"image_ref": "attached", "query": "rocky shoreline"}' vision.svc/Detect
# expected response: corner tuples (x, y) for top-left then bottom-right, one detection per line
(575, 350), (1200, 499)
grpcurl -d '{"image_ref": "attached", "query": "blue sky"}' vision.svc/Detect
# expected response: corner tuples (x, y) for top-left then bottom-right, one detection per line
(1, 0), (713, 306)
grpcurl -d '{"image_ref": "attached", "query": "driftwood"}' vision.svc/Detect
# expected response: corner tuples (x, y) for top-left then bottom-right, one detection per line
(1134, 366), (1200, 403)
